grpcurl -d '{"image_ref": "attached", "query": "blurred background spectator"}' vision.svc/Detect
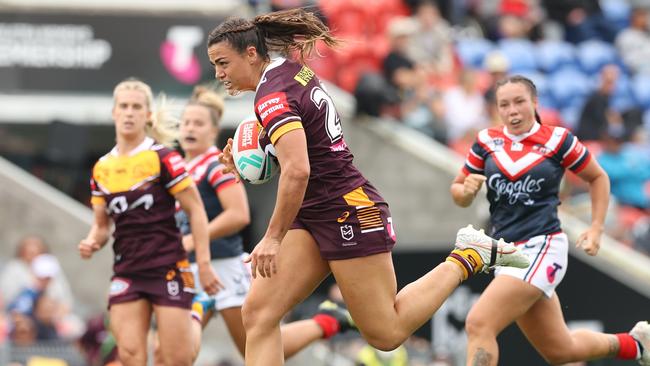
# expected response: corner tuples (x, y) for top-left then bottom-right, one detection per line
(1, 237), (74, 318)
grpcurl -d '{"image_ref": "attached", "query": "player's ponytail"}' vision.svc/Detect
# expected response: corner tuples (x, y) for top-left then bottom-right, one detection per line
(207, 8), (340, 63)
(113, 78), (179, 147)
(253, 8), (340, 62)
(187, 85), (225, 128)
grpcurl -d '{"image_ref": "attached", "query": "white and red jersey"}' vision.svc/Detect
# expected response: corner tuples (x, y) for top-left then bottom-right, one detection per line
(463, 123), (591, 242)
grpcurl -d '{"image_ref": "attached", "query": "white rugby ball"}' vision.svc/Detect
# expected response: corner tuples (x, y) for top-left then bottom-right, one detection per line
(232, 117), (279, 184)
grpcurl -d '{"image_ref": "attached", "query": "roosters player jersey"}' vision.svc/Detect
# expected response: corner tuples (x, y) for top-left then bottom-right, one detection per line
(254, 58), (368, 208)
(175, 146), (243, 260)
(463, 124), (591, 243)
(90, 137), (192, 275)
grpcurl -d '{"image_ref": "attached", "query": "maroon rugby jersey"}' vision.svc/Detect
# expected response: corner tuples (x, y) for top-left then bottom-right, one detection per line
(90, 137), (192, 275)
(254, 58), (367, 207)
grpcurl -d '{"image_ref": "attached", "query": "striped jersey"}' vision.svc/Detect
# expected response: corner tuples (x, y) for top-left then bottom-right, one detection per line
(175, 146), (243, 260)
(463, 123), (591, 242)
(254, 57), (368, 208)
(90, 137), (192, 275)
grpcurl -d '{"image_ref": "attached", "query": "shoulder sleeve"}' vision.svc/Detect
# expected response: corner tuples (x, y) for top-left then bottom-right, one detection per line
(89, 162), (106, 206)
(255, 81), (303, 145)
(555, 128), (591, 173)
(89, 178), (105, 206)
(158, 148), (193, 195)
(206, 160), (238, 194)
(462, 134), (489, 176)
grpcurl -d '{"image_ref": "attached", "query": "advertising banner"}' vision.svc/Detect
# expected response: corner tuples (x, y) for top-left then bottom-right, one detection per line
(0, 11), (225, 95)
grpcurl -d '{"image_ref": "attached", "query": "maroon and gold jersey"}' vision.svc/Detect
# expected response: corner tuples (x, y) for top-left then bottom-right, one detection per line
(254, 58), (368, 208)
(90, 137), (192, 275)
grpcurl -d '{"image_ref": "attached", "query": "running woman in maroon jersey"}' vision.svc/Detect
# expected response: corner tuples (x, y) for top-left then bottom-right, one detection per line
(78, 78), (221, 366)
(174, 88), (357, 358)
(209, 9), (529, 366)
(451, 75), (649, 365)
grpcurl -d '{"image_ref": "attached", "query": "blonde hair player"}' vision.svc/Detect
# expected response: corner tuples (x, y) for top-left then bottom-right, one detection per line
(210, 9), (530, 366)
(451, 75), (649, 366)
(78, 78), (222, 366)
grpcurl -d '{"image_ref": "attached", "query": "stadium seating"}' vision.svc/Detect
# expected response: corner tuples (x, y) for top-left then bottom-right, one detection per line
(609, 73), (635, 112)
(497, 39), (537, 72)
(601, 0), (631, 32)
(577, 40), (618, 74)
(455, 38), (494, 69)
(548, 67), (593, 109)
(535, 40), (578, 73)
(632, 74), (650, 110)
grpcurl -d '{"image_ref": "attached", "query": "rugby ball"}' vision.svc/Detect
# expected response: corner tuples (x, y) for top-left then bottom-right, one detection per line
(232, 117), (278, 184)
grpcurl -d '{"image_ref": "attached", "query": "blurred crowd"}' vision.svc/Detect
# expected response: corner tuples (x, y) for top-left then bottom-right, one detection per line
(2, 0), (650, 365)
(273, 0), (650, 257)
(0, 236), (89, 365)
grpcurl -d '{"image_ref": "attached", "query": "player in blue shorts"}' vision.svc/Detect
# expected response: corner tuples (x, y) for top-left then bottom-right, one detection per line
(451, 75), (649, 365)
(78, 78), (221, 366)
(208, 9), (531, 366)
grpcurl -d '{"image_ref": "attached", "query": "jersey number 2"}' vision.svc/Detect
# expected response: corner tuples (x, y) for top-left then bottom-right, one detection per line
(310, 86), (342, 143)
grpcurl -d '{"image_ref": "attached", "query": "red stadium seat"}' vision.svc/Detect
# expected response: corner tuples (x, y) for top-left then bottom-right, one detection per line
(322, 0), (372, 36)
(306, 41), (338, 82)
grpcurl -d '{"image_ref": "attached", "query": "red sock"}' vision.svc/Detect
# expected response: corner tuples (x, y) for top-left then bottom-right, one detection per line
(312, 314), (340, 339)
(616, 333), (641, 360)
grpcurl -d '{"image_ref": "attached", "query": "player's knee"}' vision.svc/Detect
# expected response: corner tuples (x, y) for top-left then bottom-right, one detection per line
(364, 329), (404, 352)
(366, 336), (403, 352)
(464, 312), (493, 339)
(118, 344), (146, 363)
(241, 299), (282, 332)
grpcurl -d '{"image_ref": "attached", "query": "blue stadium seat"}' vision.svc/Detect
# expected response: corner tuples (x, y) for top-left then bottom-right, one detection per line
(560, 104), (584, 130)
(497, 39), (537, 72)
(601, 0), (631, 32)
(548, 67), (594, 109)
(535, 40), (577, 73)
(577, 40), (618, 74)
(455, 38), (494, 69)
(632, 73), (650, 110)
(518, 71), (548, 96)
(609, 73), (636, 112)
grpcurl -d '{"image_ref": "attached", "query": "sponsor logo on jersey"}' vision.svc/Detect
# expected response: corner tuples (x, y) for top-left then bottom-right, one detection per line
(532, 144), (551, 155)
(337, 211), (350, 223)
(294, 66), (315, 86)
(163, 152), (187, 178)
(330, 139), (348, 152)
(256, 92), (291, 127)
(488, 173), (545, 205)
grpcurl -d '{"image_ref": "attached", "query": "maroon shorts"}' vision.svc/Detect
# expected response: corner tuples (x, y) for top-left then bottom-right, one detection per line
(108, 259), (195, 309)
(291, 183), (397, 260)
